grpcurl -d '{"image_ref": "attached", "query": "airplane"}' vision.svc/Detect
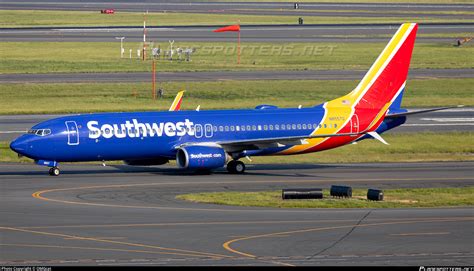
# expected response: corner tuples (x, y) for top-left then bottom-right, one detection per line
(9, 23), (456, 176)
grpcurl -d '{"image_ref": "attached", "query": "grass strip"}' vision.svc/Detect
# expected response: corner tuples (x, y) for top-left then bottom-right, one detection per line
(1, 10), (473, 28)
(0, 79), (472, 115)
(176, 187), (474, 208)
(0, 41), (472, 74)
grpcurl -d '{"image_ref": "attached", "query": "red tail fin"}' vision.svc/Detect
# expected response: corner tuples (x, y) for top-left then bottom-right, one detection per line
(353, 23), (418, 110)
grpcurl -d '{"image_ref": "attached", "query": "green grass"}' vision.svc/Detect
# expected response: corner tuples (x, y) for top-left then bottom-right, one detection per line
(0, 141), (32, 163)
(0, 78), (471, 115)
(2, 132), (473, 163)
(252, 131), (473, 164)
(0, 41), (472, 74)
(176, 187), (474, 209)
(1, 10), (473, 28)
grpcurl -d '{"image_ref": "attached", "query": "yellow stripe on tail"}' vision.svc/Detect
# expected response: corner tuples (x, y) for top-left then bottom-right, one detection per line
(169, 90), (185, 111)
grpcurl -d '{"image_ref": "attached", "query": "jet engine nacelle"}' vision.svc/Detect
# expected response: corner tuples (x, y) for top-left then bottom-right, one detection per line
(124, 157), (169, 166)
(176, 146), (227, 170)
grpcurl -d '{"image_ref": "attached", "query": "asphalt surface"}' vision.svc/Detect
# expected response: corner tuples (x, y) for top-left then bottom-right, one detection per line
(2, 0), (473, 14)
(2, 68), (473, 84)
(1, 1), (472, 43)
(1, 3), (472, 266)
(2, 23), (472, 43)
(0, 161), (473, 266)
(0, 108), (472, 142)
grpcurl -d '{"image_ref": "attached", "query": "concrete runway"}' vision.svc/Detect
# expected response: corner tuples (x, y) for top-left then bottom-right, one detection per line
(1, 1), (471, 43)
(0, 161), (473, 266)
(2, 69), (473, 84)
(0, 107), (472, 142)
(2, 0), (473, 14)
(2, 23), (472, 43)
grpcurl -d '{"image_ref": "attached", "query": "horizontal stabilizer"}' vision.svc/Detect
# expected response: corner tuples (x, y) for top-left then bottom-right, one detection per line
(386, 105), (464, 118)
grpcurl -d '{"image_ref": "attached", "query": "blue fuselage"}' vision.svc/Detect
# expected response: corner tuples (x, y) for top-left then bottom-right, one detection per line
(10, 104), (405, 164)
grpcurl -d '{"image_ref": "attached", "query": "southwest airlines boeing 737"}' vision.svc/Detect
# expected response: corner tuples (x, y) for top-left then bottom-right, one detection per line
(9, 23), (454, 176)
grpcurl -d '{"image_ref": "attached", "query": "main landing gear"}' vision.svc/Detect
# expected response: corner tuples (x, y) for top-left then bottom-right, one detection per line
(227, 160), (245, 174)
(48, 167), (60, 176)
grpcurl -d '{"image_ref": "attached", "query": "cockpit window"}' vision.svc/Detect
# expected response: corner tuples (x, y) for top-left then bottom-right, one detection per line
(28, 129), (51, 136)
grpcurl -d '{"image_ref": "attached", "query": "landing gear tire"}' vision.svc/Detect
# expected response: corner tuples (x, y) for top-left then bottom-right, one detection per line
(49, 167), (60, 176)
(227, 160), (245, 174)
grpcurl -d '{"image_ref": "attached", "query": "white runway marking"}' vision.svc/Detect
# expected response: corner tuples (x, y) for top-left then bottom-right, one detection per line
(420, 118), (474, 122)
(403, 123), (474, 127)
(0, 131), (26, 134)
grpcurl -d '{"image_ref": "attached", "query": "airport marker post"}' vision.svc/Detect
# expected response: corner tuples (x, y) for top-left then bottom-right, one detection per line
(237, 24), (241, 64)
(115, 36), (125, 58)
(143, 11), (147, 61)
(152, 59), (156, 100)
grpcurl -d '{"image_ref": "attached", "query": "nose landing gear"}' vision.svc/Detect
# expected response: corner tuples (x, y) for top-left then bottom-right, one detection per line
(48, 167), (60, 176)
(227, 160), (245, 174)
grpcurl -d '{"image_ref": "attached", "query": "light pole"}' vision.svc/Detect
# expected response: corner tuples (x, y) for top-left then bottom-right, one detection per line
(115, 37), (125, 58)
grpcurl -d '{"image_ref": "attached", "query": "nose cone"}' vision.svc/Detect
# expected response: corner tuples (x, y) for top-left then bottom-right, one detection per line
(10, 136), (28, 156)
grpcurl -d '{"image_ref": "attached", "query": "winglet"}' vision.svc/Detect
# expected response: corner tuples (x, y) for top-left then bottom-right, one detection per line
(169, 90), (185, 111)
(368, 132), (389, 145)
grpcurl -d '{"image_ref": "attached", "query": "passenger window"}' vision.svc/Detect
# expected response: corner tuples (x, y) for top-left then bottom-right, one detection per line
(236, 126), (240, 131)
(219, 126), (223, 132)
(324, 124), (327, 128)
(335, 124), (338, 128)
(252, 125), (256, 131)
(292, 124), (296, 130)
(264, 125), (268, 130)
(246, 125), (251, 131)
(241, 125), (246, 131)
(302, 124), (307, 129)
(286, 124), (291, 130)
(230, 126), (235, 131)
(269, 125), (274, 130)
(275, 124), (280, 130)
(195, 124), (203, 138)
(297, 124), (301, 129)
(225, 126), (229, 132)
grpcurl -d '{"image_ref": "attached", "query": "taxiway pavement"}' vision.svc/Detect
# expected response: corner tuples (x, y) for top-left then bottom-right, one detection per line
(2, 1), (473, 14)
(2, 23), (472, 43)
(0, 161), (473, 266)
(2, 69), (473, 84)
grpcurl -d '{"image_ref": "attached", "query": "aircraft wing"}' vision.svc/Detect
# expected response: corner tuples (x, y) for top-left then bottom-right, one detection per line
(178, 131), (364, 152)
(386, 105), (463, 118)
